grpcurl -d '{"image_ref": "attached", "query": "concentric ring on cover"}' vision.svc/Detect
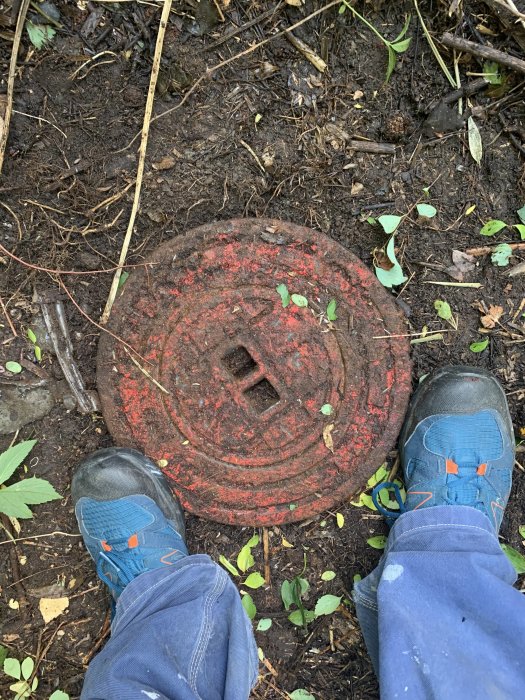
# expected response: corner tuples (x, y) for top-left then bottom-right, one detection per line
(97, 218), (412, 525)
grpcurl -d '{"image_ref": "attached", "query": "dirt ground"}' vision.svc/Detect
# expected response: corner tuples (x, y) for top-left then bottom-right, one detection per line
(1, 0), (525, 697)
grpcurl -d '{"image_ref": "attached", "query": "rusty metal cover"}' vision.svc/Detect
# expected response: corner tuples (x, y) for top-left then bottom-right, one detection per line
(97, 219), (411, 525)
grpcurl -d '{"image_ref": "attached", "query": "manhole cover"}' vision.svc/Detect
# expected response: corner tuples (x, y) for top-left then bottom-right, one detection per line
(97, 219), (411, 525)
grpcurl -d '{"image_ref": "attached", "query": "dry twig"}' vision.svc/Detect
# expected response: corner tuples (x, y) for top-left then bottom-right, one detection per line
(441, 32), (525, 75)
(101, 0), (173, 324)
(0, 0), (31, 173)
(465, 241), (525, 256)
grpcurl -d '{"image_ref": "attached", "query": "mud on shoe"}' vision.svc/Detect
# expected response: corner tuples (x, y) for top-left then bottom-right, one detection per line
(72, 448), (188, 600)
(374, 366), (515, 532)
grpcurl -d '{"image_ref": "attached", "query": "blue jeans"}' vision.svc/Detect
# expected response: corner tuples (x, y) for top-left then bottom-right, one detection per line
(354, 505), (525, 699)
(82, 507), (525, 700)
(81, 554), (258, 700)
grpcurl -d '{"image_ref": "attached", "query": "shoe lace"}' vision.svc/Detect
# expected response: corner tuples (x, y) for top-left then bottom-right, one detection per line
(96, 536), (146, 596)
(443, 463), (486, 508)
(371, 481), (407, 526)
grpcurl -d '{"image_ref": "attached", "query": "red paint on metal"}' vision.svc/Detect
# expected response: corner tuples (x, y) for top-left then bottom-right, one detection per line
(97, 219), (411, 525)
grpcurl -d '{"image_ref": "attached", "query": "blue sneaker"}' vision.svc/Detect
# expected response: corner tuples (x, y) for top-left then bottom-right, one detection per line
(373, 366), (515, 532)
(72, 448), (188, 600)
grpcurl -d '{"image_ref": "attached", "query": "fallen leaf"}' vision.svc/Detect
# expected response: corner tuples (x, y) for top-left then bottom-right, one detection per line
(323, 424), (335, 453)
(480, 305), (503, 329)
(152, 156), (176, 171)
(467, 116), (482, 164)
(281, 536), (294, 548)
(351, 182), (364, 196)
(39, 596), (69, 624)
(8, 599), (19, 610)
(445, 250), (476, 281)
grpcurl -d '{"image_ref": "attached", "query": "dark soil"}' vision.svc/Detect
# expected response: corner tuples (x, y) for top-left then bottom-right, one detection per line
(0, 0), (524, 698)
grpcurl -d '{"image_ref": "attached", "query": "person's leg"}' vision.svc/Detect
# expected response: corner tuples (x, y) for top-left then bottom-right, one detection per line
(72, 449), (258, 700)
(353, 366), (525, 700)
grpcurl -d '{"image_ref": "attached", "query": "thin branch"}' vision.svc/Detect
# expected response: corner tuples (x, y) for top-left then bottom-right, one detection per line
(100, 0), (173, 324)
(0, 0), (31, 173)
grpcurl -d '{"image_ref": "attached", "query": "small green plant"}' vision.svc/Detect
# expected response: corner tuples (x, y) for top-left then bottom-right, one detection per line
(281, 556), (341, 628)
(339, 3), (411, 82)
(2, 654), (69, 699)
(0, 440), (61, 519)
(26, 329), (42, 363)
(4, 656), (38, 699)
(434, 300), (458, 330)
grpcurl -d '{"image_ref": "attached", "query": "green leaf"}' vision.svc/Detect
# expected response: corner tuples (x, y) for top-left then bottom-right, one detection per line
(491, 243), (512, 267)
(483, 60), (502, 85)
(517, 205), (525, 225)
(467, 116), (483, 164)
(366, 216), (377, 225)
(25, 21), (56, 49)
(326, 298), (337, 321)
(291, 294), (308, 308)
(385, 45), (396, 82)
(246, 534), (259, 548)
(3, 477), (62, 504)
(49, 692), (70, 700)
(0, 645), (7, 666)
(391, 37), (411, 53)
(244, 572), (265, 589)
(338, 2), (346, 13)
(219, 554), (239, 577)
(298, 577), (309, 596)
(241, 594), (256, 620)
(320, 403), (333, 416)
(336, 512), (344, 528)
(393, 14), (411, 42)
(281, 580), (295, 610)
(377, 215), (402, 234)
(367, 535), (387, 549)
(0, 493), (33, 518)
(501, 544), (525, 574)
(513, 224), (525, 241)
(288, 609), (315, 626)
(21, 657), (34, 680)
(480, 219), (507, 236)
(4, 657), (21, 679)
(26, 328), (37, 344)
(470, 338), (489, 353)
(434, 299), (452, 321)
(314, 594), (341, 616)
(289, 690), (315, 700)
(10, 679), (31, 697)
(256, 618), (272, 632)
(366, 463), (389, 488)
(350, 492), (377, 511)
(416, 203), (437, 218)
(237, 544), (254, 573)
(5, 361), (22, 374)
(375, 237), (407, 289)
(34, 345), (42, 362)
(321, 570), (336, 581)
(289, 503), (297, 511)
(519, 525), (525, 539)
(276, 283), (290, 308)
(353, 573), (362, 583)
(0, 440), (37, 485)
(118, 271), (130, 290)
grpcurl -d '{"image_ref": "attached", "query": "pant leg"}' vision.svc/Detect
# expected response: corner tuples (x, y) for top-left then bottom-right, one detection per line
(353, 506), (525, 700)
(81, 554), (258, 700)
